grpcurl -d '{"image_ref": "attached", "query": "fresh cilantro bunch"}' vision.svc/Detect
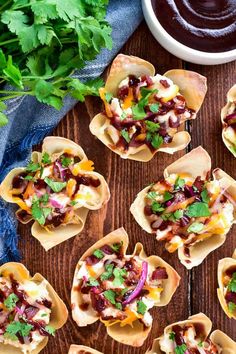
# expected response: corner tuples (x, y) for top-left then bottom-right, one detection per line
(0, 0), (112, 126)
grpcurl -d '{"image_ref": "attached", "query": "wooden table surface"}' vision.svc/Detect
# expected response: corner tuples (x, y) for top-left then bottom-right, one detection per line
(18, 22), (236, 354)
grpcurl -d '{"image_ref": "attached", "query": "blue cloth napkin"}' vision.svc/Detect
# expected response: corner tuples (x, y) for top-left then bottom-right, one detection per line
(0, 0), (143, 264)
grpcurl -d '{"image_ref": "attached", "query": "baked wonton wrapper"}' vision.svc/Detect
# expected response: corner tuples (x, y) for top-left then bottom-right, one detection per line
(0, 262), (68, 354)
(89, 54), (207, 162)
(68, 345), (103, 354)
(0, 137), (110, 251)
(221, 84), (236, 157)
(146, 313), (236, 354)
(217, 249), (236, 319)
(71, 228), (180, 347)
(130, 146), (236, 269)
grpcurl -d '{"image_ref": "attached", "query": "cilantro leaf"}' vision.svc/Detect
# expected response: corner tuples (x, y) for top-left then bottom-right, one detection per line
(149, 133), (163, 150)
(137, 300), (147, 315)
(111, 242), (123, 253)
(121, 129), (131, 143)
(228, 301), (236, 313)
(174, 176), (185, 190)
(169, 331), (175, 340)
(115, 302), (122, 310)
(4, 293), (19, 311)
(228, 273), (236, 292)
(61, 156), (72, 167)
(175, 344), (187, 354)
(105, 92), (113, 103)
(163, 191), (173, 202)
(186, 202), (211, 218)
(151, 201), (165, 213)
(187, 222), (204, 233)
(113, 268), (127, 287)
(87, 277), (99, 287)
(44, 177), (66, 193)
(4, 321), (33, 339)
(93, 249), (104, 259)
(147, 191), (157, 200)
(173, 209), (184, 220)
(145, 120), (160, 133)
(150, 103), (159, 113)
(45, 325), (56, 336)
(32, 197), (52, 225)
(103, 289), (116, 305)
(201, 189), (210, 203)
(42, 152), (51, 164)
(132, 88), (158, 120)
(100, 264), (114, 281)
(26, 161), (40, 173)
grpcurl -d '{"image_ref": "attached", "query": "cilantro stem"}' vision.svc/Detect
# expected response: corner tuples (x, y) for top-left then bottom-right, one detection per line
(0, 0), (12, 12)
(0, 38), (18, 46)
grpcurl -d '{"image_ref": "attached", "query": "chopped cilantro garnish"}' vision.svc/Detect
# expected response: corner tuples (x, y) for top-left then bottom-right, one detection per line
(201, 189), (210, 203)
(39, 193), (49, 205)
(228, 301), (236, 313)
(32, 196), (52, 225)
(132, 104), (146, 120)
(111, 242), (123, 253)
(121, 288), (129, 296)
(174, 176), (185, 190)
(198, 341), (203, 347)
(100, 264), (114, 281)
(145, 120), (160, 133)
(147, 191), (157, 200)
(149, 103), (159, 113)
(105, 92), (113, 103)
(228, 273), (236, 292)
(186, 202), (211, 218)
(187, 222), (204, 234)
(41, 313), (47, 317)
(169, 331), (175, 340)
(26, 161), (40, 173)
(87, 277), (99, 287)
(4, 293), (19, 311)
(93, 249), (104, 259)
(151, 201), (165, 213)
(173, 209), (183, 220)
(175, 344), (187, 354)
(147, 132), (163, 150)
(24, 175), (35, 181)
(42, 152), (51, 165)
(61, 156), (72, 167)
(137, 300), (147, 315)
(45, 325), (56, 336)
(113, 268), (127, 287)
(70, 200), (78, 206)
(121, 129), (131, 143)
(115, 302), (122, 310)
(103, 289), (116, 305)
(44, 177), (66, 193)
(120, 112), (127, 121)
(4, 321), (33, 340)
(132, 88), (158, 120)
(163, 191), (173, 202)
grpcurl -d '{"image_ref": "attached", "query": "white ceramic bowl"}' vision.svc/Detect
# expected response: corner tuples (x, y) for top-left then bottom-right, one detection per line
(142, 0), (236, 65)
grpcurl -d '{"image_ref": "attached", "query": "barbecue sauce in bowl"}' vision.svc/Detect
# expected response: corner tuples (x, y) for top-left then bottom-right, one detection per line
(151, 0), (236, 53)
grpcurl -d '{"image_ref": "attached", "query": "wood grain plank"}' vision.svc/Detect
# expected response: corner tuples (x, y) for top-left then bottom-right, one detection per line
(186, 61), (236, 338)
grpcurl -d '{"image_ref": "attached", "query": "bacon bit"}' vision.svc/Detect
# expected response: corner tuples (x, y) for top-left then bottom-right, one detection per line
(160, 79), (170, 88)
(122, 87), (134, 109)
(99, 88), (113, 118)
(152, 267), (168, 280)
(66, 178), (76, 197)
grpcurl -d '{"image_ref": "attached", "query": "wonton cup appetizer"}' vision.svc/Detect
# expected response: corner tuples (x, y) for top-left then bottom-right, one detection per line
(71, 228), (180, 347)
(0, 262), (68, 354)
(68, 345), (103, 354)
(89, 54), (207, 162)
(146, 313), (236, 354)
(131, 146), (236, 269)
(217, 249), (236, 320)
(221, 84), (236, 157)
(0, 137), (110, 251)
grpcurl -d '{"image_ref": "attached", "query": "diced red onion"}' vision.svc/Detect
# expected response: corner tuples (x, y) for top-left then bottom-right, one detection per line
(151, 218), (163, 229)
(55, 161), (67, 180)
(122, 261), (148, 305)
(49, 197), (64, 209)
(169, 116), (180, 128)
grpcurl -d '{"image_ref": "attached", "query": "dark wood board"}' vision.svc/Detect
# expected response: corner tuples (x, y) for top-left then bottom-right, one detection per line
(17, 22), (236, 354)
